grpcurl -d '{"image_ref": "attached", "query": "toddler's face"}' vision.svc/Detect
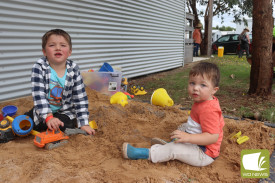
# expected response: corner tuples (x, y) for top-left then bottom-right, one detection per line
(188, 74), (218, 103)
(42, 34), (72, 66)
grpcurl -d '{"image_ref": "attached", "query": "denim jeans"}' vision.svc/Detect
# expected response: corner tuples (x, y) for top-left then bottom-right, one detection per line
(193, 43), (200, 56)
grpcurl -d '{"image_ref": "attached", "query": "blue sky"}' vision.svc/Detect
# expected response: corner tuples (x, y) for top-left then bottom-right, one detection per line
(205, 14), (237, 28)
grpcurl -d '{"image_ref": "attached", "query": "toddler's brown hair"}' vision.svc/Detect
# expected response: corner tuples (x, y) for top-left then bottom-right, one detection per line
(189, 62), (220, 87)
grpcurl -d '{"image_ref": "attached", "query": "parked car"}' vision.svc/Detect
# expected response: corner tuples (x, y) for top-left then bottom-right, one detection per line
(212, 34), (252, 54)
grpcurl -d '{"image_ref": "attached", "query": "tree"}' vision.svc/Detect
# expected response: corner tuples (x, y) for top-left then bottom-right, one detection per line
(213, 25), (235, 31)
(218, 26), (235, 31)
(213, 25), (219, 30)
(248, 0), (273, 96)
(186, 0), (200, 27)
(206, 0), (213, 56)
(187, 0), (243, 55)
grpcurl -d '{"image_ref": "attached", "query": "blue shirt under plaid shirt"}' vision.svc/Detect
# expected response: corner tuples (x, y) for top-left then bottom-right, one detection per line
(31, 57), (89, 127)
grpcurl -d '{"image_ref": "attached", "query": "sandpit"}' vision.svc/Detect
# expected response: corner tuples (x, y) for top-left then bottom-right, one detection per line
(0, 87), (274, 183)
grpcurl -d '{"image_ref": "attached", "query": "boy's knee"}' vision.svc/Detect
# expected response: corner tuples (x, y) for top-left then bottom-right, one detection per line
(33, 121), (48, 132)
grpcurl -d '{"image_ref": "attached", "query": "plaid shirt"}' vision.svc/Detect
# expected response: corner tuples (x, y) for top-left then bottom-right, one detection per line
(31, 57), (89, 127)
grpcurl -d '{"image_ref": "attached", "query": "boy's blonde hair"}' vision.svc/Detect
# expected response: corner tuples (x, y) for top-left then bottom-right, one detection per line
(189, 62), (220, 87)
(42, 29), (72, 50)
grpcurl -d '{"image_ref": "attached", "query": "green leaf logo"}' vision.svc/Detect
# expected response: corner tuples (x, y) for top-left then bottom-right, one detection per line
(241, 149), (270, 178)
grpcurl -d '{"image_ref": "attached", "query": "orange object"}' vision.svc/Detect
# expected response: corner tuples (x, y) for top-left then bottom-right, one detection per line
(123, 92), (134, 99)
(193, 28), (202, 44)
(45, 115), (53, 123)
(33, 129), (69, 148)
(89, 120), (98, 130)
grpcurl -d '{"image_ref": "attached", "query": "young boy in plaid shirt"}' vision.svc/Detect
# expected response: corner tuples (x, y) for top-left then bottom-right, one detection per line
(25, 29), (95, 135)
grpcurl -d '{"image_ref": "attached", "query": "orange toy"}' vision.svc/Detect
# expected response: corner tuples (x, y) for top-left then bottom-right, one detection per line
(34, 129), (69, 149)
(123, 92), (134, 99)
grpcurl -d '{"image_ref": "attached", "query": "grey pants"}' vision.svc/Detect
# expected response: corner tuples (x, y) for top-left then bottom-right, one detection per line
(149, 142), (214, 167)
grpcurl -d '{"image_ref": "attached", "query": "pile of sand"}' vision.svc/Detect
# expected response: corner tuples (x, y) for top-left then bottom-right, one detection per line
(0, 88), (274, 183)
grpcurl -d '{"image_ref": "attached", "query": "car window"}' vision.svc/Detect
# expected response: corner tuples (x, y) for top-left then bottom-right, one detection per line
(218, 35), (230, 42)
(231, 35), (239, 41)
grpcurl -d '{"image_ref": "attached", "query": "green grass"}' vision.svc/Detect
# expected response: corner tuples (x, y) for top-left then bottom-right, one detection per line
(215, 56), (251, 96)
(135, 55), (275, 123)
(145, 68), (191, 105)
(213, 55), (274, 122)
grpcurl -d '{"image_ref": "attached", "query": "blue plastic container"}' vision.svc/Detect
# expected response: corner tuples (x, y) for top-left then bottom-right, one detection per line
(12, 115), (33, 136)
(2, 105), (17, 117)
(99, 62), (114, 72)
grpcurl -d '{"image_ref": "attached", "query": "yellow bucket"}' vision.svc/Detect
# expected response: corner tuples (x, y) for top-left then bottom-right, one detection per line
(151, 88), (174, 107)
(218, 46), (224, 57)
(110, 92), (128, 107)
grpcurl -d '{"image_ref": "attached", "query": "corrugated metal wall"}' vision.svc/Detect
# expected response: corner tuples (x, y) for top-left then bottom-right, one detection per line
(0, 0), (186, 102)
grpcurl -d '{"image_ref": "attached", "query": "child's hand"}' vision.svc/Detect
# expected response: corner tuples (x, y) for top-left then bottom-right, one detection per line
(46, 117), (64, 131)
(81, 125), (96, 135)
(170, 130), (190, 143)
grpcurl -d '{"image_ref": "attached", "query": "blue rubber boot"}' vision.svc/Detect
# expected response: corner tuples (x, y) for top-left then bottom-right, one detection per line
(122, 143), (149, 160)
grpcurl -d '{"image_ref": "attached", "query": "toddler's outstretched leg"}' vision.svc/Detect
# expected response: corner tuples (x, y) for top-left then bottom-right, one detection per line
(151, 137), (168, 145)
(122, 143), (149, 160)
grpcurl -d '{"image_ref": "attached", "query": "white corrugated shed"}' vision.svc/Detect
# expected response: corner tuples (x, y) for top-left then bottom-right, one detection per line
(0, 0), (186, 102)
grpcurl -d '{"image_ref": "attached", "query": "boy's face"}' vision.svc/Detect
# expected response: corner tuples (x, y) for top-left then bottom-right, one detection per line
(42, 34), (72, 66)
(188, 74), (219, 103)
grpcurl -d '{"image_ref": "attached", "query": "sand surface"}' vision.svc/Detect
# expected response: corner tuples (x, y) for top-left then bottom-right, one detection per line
(0, 88), (274, 183)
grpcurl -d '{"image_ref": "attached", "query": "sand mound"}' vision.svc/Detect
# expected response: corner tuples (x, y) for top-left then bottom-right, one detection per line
(0, 88), (274, 183)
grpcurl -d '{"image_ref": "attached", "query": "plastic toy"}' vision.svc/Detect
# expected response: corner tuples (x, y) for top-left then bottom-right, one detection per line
(131, 85), (137, 93)
(230, 131), (241, 139)
(110, 92), (128, 107)
(33, 129), (69, 150)
(121, 77), (128, 92)
(2, 105), (17, 117)
(99, 62), (114, 72)
(236, 136), (249, 144)
(151, 88), (174, 107)
(33, 128), (92, 150)
(0, 118), (15, 143)
(0, 114), (3, 121)
(131, 85), (147, 95)
(6, 115), (33, 136)
(30, 130), (40, 136)
(230, 131), (249, 144)
(123, 92), (134, 99)
(89, 120), (98, 130)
